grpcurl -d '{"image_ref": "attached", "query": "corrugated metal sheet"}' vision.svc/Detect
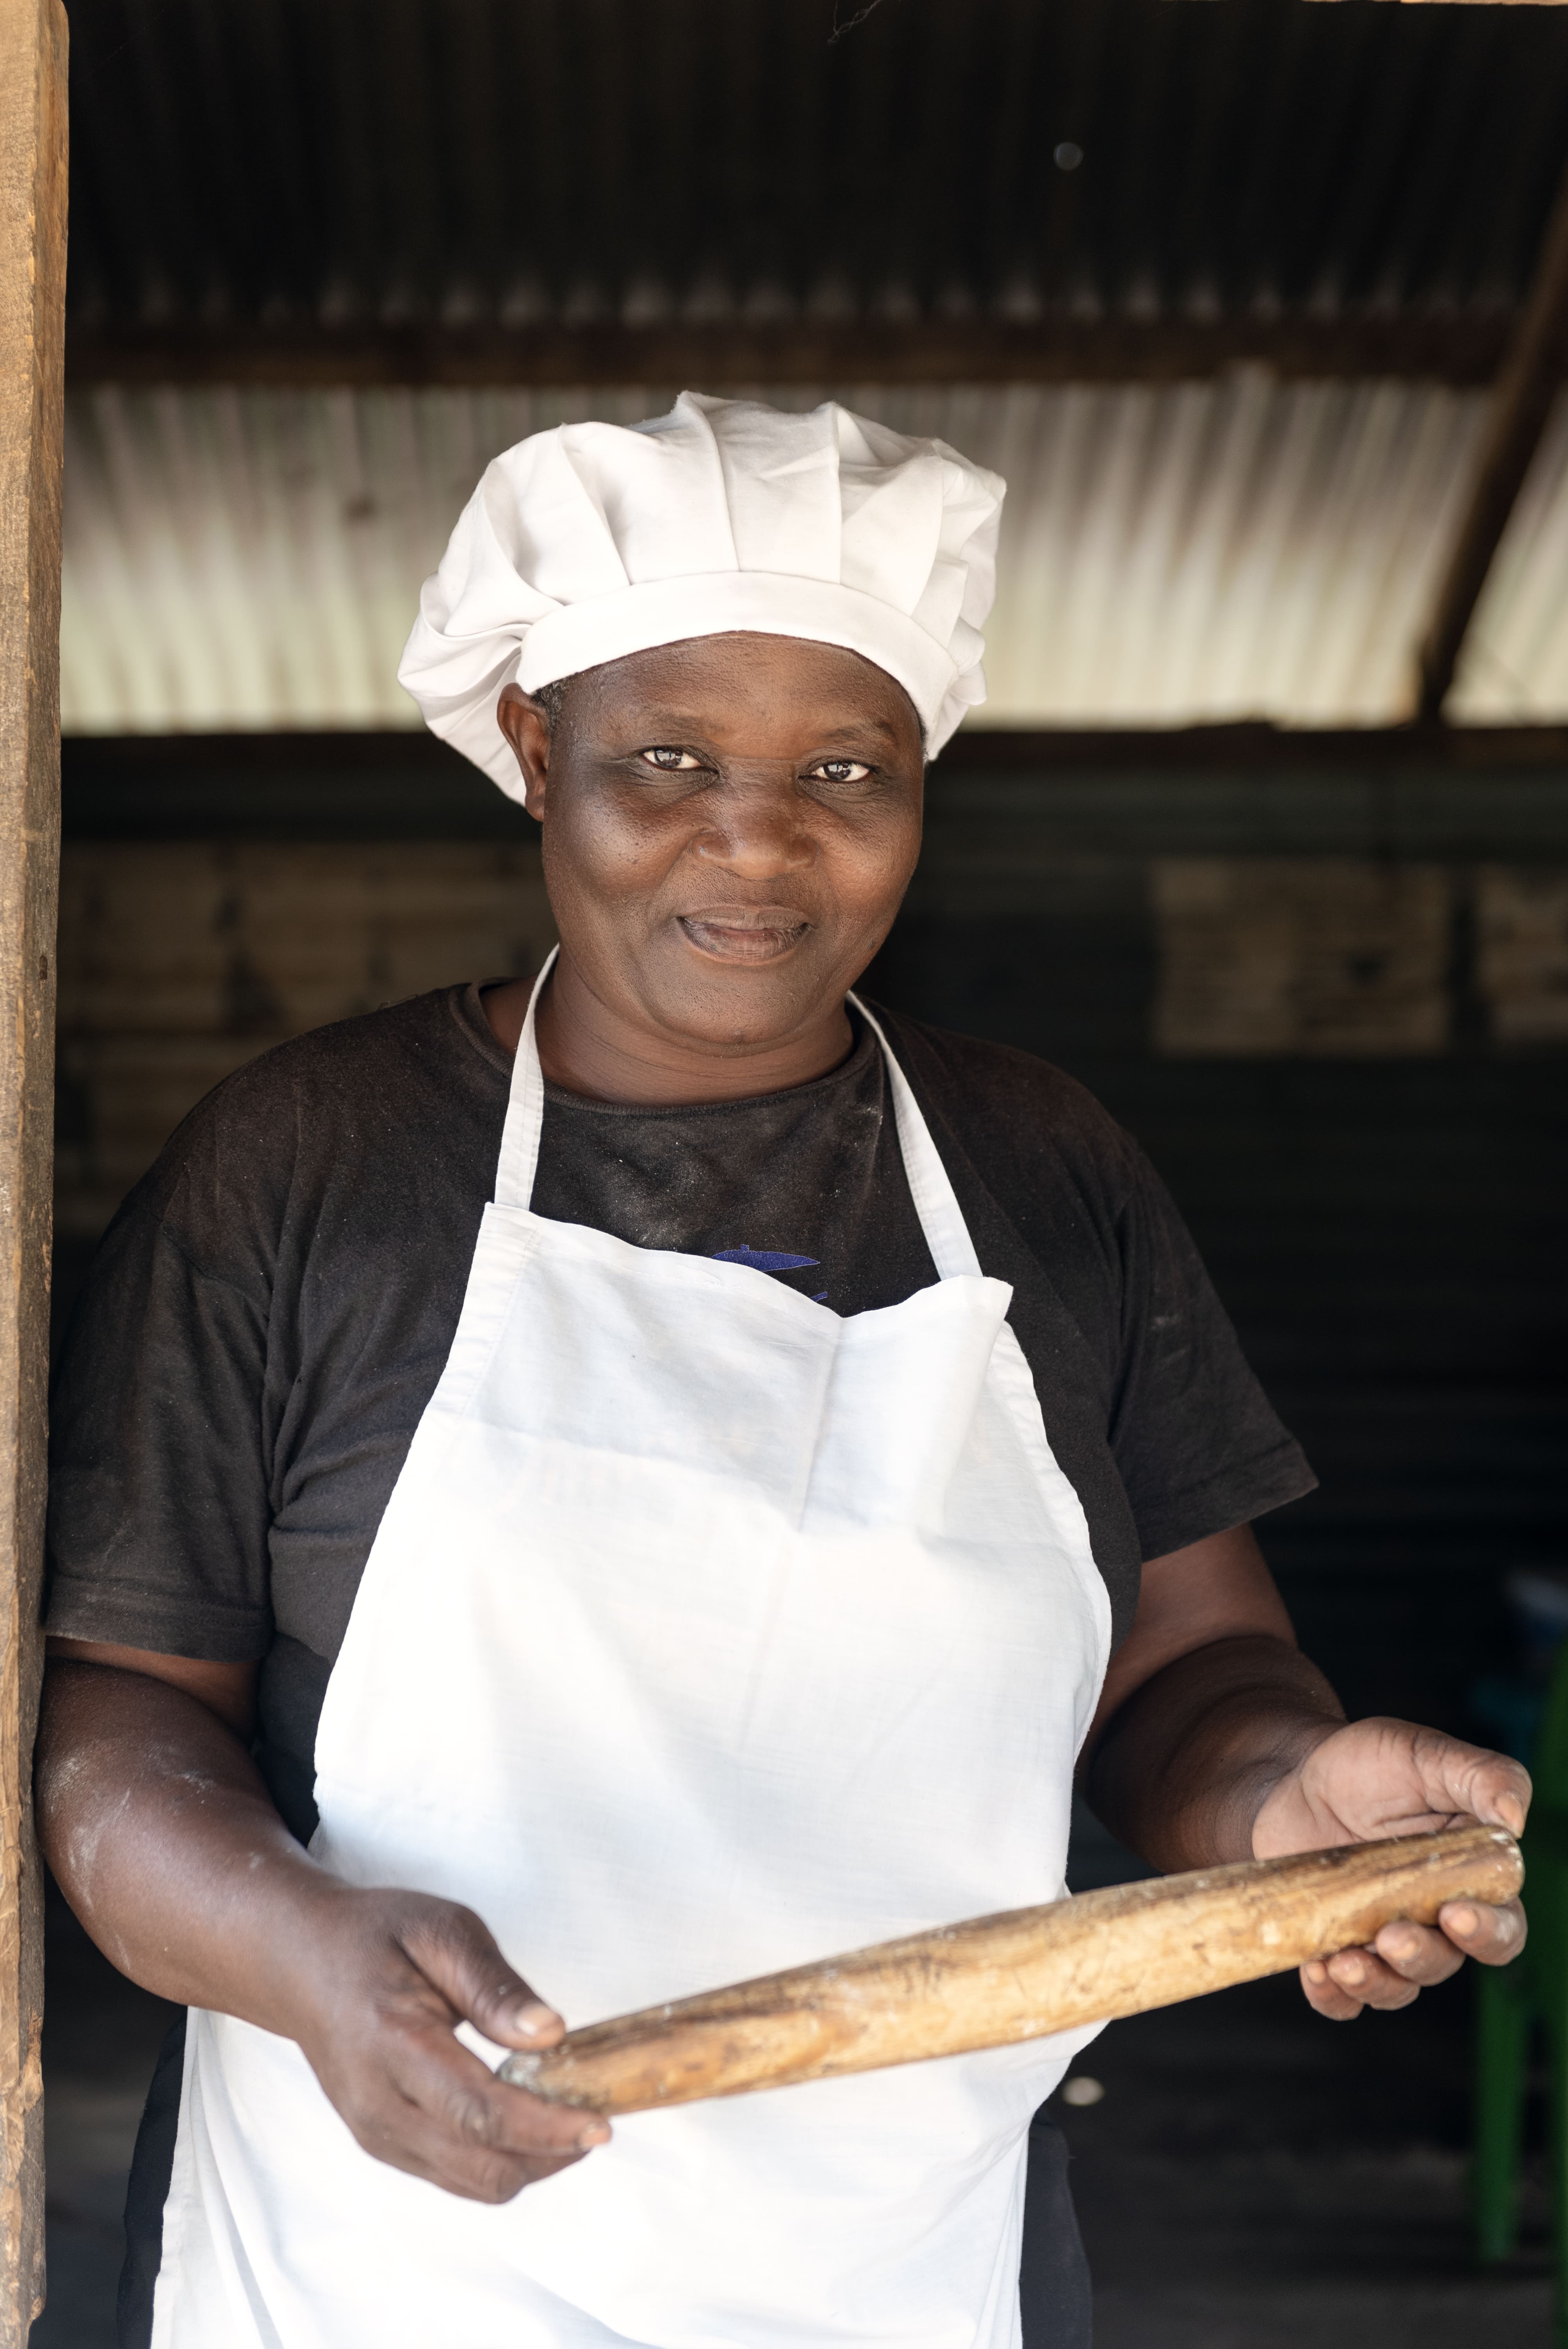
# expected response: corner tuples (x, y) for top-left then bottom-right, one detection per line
(64, 0), (1568, 337)
(1452, 398), (1568, 720)
(56, 4), (1568, 728)
(66, 375), (1568, 732)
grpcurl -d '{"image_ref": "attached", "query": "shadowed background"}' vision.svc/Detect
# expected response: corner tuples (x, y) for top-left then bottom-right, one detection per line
(36, 3), (1568, 2342)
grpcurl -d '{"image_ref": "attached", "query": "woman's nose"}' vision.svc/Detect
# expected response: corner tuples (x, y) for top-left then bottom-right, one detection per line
(692, 773), (815, 875)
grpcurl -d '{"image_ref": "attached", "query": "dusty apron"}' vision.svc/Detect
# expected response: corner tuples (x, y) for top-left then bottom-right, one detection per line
(153, 962), (1112, 2349)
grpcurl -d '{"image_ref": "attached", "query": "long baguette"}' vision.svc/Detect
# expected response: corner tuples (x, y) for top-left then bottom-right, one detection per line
(499, 1822), (1522, 2116)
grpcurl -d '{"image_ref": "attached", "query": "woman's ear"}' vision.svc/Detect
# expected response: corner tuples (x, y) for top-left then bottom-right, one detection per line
(497, 686), (551, 819)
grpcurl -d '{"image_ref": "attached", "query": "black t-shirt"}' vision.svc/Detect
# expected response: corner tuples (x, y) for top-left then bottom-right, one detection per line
(48, 981), (1313, 1844)
(49, 982), (1314, 2349)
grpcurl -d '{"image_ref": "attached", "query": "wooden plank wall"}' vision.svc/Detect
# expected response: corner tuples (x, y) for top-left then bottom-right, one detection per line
(0, 0), (65, 2337)
(55, 841), (556, 1239)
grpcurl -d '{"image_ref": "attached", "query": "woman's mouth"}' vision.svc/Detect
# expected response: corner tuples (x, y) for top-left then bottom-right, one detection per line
(676, 909), (811, 962)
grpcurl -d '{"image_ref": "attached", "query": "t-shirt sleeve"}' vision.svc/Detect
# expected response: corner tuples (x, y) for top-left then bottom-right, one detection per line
(1108, 1147), (1316, 1561)
(46, 1187), (275, 1663)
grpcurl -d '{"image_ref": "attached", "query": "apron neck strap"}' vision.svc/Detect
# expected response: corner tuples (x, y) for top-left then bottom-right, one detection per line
(846, 994), (982, 1281)
(494, 957), (982, 1282)
(494, 947), (556, 1209)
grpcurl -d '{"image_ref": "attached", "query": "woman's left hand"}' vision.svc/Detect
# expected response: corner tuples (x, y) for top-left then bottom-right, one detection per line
(1251, 1716), (1531, 2019)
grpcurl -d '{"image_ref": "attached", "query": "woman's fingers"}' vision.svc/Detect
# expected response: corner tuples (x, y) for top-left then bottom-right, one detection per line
(295, 1888), (612, 2201)
(390, 2023), (604, 2155)
(1370, 1898), (1526, 1981)
(327, 2005), (607, 2200)
(1255, 1718), (1532, 1862)
(1314, 1944), (1422, 2014)
(1370, 1918), (1468, 1985)
(1434, 1895), (1528, 1966)
(1397, 1732), (1532, 1839)
(1300, 1895), (1528, 2022)
(1301, 1947), (1422, 2018)
(351, 2079), (590, 2201)
(1300, 1955), (1375, 2021)
(358, 2114), (582, 2204)
(376, 2019), (608, 2196)
(1278, 1727), (1532, 2028)
(396, 1901), (567, 2053)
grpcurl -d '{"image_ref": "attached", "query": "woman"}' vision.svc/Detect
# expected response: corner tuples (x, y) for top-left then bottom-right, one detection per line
(39, 395), (1527, 2349)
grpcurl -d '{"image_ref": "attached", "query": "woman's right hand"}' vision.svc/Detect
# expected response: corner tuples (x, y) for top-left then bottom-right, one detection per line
(37, 1647), (607, 2203)
(283, 1884), (609, 2201)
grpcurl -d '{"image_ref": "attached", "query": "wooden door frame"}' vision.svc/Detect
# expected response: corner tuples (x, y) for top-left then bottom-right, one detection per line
(0, 0), (66, 2335)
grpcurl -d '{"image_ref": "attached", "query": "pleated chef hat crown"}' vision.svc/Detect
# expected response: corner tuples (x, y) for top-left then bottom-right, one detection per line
(398, 391), (1005, 793)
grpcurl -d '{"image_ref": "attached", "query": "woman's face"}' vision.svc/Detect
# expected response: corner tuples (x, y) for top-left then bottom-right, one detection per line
(497, 632), (925, 1061)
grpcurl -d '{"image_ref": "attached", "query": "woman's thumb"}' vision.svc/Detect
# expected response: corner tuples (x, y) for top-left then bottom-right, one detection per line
(403, 1902), (565, 2051)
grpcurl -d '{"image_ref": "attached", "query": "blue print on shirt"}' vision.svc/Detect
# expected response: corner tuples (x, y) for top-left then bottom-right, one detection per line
(713, 1245), (830, 1304)
(712, 1246), (819, 1272)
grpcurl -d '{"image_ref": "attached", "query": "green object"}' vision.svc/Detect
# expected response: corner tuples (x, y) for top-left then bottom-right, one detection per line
(1473, 1638), (1568, 2339)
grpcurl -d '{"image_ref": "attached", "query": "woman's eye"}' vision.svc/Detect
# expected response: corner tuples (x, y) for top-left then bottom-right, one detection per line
(640, 746), (702, 772)
(812, 759), (873, 784)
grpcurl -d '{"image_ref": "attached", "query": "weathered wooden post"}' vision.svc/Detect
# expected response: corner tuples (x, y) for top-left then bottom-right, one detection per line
(0, 0), (66, 2335)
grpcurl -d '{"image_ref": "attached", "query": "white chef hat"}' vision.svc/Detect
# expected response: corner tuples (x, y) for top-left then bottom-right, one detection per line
(397, 391), (1004, 794)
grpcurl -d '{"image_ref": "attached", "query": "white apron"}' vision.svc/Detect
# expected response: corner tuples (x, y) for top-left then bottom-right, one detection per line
(153, 964), (1112, 2349)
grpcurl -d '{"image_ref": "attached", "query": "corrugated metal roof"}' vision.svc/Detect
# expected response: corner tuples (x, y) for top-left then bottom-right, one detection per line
(56, 4), (1568, 732)
(65, 375), (1568, 733)
(1452, 397), (1568, 720)
(65, 0), (1568, 341)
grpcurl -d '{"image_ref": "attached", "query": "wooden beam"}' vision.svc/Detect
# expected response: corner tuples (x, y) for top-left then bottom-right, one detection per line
(0, 2), (64, 2338)
(937, 722), (1568, 771)
(1416, 159), (1568, 720)
(53, 721), (1568, 840)
(64, 310), (1520, 392)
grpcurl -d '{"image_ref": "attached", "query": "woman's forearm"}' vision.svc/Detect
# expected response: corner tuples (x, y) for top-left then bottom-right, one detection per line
(36, 1657), (344, 2028)
(1084, 1633), (1345, 1872)
(36, 1654), (603, 2196)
